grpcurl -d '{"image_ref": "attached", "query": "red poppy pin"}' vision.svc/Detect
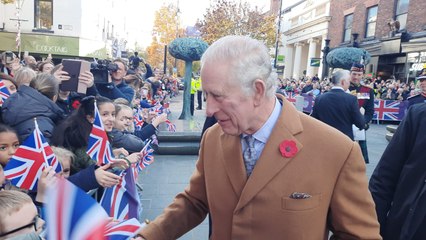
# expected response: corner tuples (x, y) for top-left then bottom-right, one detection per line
(279, 140), (298, 158)
(71, 100), (81, 109)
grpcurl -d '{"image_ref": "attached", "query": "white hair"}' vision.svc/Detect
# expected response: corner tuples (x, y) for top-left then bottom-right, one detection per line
(201, 35), (277, 97)
(331, 69), (351, 86)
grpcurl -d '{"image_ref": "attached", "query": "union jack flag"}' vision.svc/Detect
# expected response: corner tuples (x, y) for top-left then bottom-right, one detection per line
(133, 111), (145, 131)
(0, 80), (11, 107)
(4, 120), (62, 190)
(87, 102), (115, 165)
(138, 142), (154, 172)
(373, 100), (403, 121)
(45, 178), (108, 240)
(286, 92), (296, 104)
(100, 168), (140, 221)
(164, 119), (176, 132)
(104, 218), (143, 240)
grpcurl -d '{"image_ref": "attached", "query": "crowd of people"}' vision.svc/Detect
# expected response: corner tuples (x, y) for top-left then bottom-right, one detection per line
(1, 37), (426, 239)
(0, 50), (182, 239)
(277, 73), (423, 102)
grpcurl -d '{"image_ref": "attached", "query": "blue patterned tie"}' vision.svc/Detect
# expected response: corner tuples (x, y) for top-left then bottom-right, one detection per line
(243, 135), (257, 176)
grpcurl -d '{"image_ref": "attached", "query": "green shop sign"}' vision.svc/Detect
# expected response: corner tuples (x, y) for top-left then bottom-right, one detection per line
(310, 58), (321, 67)
(0, 32), (79, 56)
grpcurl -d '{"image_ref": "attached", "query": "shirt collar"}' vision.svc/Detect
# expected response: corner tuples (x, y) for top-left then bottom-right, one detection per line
(331, 86), (345, 91)
(243, 97), (281, 143)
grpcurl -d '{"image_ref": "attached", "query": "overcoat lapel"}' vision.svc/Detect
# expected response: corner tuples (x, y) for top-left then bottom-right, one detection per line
(235, 97), (304, 211)
(220, 133), (247, 198)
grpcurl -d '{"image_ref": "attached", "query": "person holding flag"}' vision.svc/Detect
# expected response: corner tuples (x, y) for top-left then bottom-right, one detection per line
(51, 96), (139, 186)
(111, 104), (167, 153)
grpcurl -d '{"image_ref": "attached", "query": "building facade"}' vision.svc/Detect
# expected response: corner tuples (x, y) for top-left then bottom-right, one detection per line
(280, 0), (331, 80)
(328, 0), (426, 82)
(0, 0), (129, 59)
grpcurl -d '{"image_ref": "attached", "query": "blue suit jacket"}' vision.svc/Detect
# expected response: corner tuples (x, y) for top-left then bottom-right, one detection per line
(311, 89), (364, 140)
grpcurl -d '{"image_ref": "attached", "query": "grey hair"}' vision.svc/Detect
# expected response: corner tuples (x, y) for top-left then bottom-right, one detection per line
(331, 69), (351, 86)
(201, 35), (277, 97)
(14, 67), (36, 87)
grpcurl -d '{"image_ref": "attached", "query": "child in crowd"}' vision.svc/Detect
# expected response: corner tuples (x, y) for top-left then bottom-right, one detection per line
(0, 190), (45, 239)
(51, 146), (74, 178)
(110, 103), (167, 153)
(51, 96), (139, 176)
(0, 123), (20, 168)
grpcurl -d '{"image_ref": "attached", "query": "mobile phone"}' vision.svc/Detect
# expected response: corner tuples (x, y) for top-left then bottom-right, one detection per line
(60, 59), (91, 94)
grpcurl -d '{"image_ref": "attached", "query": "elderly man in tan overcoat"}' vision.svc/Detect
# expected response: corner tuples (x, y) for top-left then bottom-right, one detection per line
(137, 35), (381, 240)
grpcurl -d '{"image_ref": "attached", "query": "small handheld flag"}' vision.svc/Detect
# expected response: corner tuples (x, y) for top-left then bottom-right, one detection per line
(4, 119), (62, 190)
(87, 101), (115, 165)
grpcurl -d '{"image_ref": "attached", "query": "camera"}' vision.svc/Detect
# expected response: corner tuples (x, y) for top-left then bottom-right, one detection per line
(90, 59), (118, 83)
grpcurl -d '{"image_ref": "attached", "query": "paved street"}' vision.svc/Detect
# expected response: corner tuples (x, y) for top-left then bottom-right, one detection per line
(138, 93), (394, 239)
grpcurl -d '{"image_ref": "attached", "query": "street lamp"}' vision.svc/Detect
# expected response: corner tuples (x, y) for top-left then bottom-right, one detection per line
(321, 39), (330, 80)
(274, 0), (283, 69)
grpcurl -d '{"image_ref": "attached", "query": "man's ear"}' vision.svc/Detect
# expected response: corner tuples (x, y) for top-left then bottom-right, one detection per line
(253, 79), (266, 106)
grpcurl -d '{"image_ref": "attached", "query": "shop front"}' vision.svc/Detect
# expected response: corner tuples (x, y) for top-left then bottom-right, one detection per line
(0, 31), (109, 60)
(0, 31), (79, 58)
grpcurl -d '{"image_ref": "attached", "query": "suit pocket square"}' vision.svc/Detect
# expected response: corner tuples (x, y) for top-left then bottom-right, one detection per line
(289, 192), (312, 199)
(283, 193), (321, 211)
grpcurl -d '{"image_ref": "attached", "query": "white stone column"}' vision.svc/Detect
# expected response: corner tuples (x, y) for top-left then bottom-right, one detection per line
(306, 38), (319, 78)
(292, 42), (304, 80)
(284, 44), (294, 79)
(318, 36), (327, 79)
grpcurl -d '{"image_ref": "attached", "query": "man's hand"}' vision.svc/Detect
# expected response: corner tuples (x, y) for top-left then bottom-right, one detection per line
(364, 123), (370, 131)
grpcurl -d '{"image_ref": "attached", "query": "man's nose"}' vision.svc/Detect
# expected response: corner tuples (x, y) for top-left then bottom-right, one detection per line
(205, 96), (217, 117)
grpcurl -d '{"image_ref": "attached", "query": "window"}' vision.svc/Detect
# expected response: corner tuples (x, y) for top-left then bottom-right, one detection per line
(395, 0), (410, 30)
(34, 0), (52, 30)
(365, 6), (378, 38)
(343, 14), (353, 42)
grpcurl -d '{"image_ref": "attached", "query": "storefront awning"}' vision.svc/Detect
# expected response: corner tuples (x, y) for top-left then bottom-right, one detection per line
(0, 31), (79, 56)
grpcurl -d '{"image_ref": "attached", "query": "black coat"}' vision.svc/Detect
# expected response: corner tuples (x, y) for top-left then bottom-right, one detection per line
(311, 88), (364, 140)
(369, 103), (426, 240)
(2, 85), (65, 143)
(110, 124), (156, 153)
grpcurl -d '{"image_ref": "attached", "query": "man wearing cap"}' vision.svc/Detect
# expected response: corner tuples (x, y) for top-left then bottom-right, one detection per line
(349, 62), (375, 164)
(407, 71), (426, 108)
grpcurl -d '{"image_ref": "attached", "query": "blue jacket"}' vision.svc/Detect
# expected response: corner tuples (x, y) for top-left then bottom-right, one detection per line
(95, 80), (134, 102)
(2, 85), (65, 143)
(68, 164), (100, 192)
